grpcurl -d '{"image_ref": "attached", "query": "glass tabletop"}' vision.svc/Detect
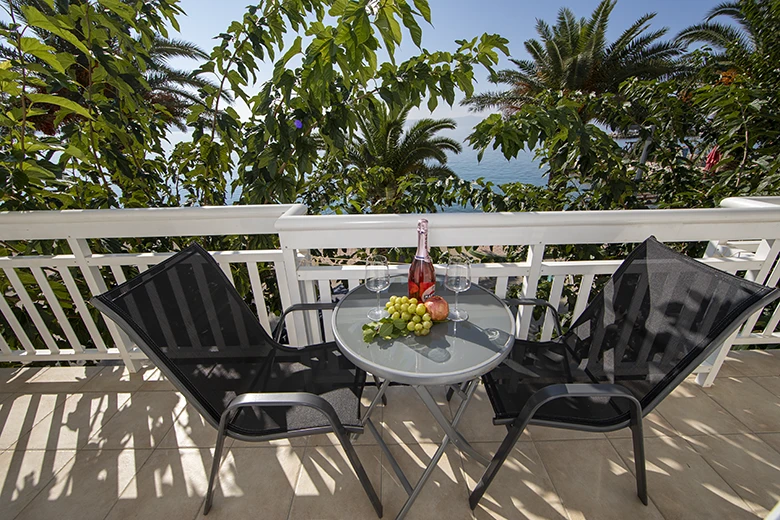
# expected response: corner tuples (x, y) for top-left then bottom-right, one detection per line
(332, 280), (516, 385)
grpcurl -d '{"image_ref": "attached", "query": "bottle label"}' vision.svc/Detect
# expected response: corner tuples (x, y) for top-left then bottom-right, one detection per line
(420, 282), (435, 302)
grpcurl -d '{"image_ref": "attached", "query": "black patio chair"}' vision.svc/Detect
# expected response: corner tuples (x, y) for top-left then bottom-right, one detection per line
(469, 236), (780, 510)
(91, 243), (382, 517)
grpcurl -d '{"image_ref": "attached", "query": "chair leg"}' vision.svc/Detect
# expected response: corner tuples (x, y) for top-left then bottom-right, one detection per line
(469, 422), (526, 510)
(204, 417), (231, 515)
(631, 412), (648, 505)
(335, 428), (383, 518)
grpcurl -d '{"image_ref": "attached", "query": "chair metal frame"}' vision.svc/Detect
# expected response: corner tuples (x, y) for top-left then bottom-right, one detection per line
(91, 244), (383, 518)
(467, 284), (780, 510)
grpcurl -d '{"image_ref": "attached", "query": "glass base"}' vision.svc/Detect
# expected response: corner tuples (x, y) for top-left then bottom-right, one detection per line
(368, 307), (388, 321)
(448, 308), (468, 322)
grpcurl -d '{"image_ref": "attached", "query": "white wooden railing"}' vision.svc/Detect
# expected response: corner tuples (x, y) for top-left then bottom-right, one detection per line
(1, 198), (779, 386)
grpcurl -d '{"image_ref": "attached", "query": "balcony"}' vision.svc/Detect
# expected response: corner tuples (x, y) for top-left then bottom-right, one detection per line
(0, 198), (779, 518)
(0, 350), (779, 520)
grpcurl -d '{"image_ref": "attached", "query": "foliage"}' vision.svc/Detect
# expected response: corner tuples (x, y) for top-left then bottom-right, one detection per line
(303, 100), (464, 213)
(462, 0), (683, 114)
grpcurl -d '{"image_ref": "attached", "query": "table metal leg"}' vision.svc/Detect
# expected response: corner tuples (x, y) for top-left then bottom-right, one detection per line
(415, 383), (490, 466)
(367, 419), (414, 496)
(352, 377), (390, 441)
(390, 380), (488, 520)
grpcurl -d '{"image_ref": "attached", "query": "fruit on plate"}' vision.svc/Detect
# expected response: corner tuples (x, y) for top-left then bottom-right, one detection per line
(423, 296), (449, 321)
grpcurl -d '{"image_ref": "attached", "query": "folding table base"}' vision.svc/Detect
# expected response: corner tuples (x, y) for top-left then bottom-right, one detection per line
(362, 377), (489, 520)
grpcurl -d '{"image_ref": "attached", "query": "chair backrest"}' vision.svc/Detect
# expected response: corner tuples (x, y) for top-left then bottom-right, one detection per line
(563, 236), (779, 412)
(91, 243), (277, 429)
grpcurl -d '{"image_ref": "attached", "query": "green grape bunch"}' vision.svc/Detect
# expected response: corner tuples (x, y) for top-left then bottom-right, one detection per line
(363, 295), (435, 342)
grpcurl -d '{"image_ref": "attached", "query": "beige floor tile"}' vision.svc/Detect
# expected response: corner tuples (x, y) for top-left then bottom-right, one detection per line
(449, 384), (531, 443)
(79, 365), (156, 392)
(194, 446), (304, 519)
(685, 433), (780, 517)
(535, 439), (665, 520)
(605, 412), (678, 439)
(757, 433), (780, 455)
(104, 448), (213, 520)
(16, 392), (132, 450)
(23, 366), (103, 393)
(289, 444), (382, 519)
(0, 367), (43, 392)
(83, 391), (186, 450)
(0, 449), (75, 519)
(158, 400), (223, 449)
(137, 368), (177, 392)
(15, 449), (153, 520)
(703, 376), (780, 432)
(0, 393), (69, 450)
(611, 435), (757, 520)
(526, 425), (605, 441)
(382, 442), (473, 520)
(461, 441), (568, 520)
(656, 380), (751, 435)
(381, 386), (452, 445)
(752, 376), (780, 397)
(724, 349), (780, 377)
(717, 356), (747, 377)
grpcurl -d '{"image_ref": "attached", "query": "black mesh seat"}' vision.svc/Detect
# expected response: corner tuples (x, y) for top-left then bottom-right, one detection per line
(91, 243), (382, 517)
(470, 236), (780, 511)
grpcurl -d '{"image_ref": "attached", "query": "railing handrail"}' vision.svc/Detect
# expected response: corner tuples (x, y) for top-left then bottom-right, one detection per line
(0, 203), (308, 240)
(275, 206), (780, 248)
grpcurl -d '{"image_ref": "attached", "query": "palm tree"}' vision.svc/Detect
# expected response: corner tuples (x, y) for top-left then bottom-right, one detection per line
(463, 0), (683, 114)
(344, 102), (462, 207)
(676, 0), (775, 71)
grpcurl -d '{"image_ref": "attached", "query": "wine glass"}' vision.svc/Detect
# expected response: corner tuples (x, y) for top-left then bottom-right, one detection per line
(445, 256), (471, 322)
(365, 254), (390, 320)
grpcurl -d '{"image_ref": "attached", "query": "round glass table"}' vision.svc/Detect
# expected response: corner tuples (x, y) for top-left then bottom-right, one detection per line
(332, 280), (516, 386)
(332, 279), (515, 520)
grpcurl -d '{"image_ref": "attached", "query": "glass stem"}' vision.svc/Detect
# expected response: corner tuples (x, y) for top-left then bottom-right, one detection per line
(455, 291), (459, 314)
(376, 291), (380, 313)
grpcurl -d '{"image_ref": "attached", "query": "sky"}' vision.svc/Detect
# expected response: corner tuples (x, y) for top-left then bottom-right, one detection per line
(170, 0), (723, 119)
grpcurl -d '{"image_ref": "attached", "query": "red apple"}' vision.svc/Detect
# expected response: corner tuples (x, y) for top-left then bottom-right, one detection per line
(424, 296), (449, 321)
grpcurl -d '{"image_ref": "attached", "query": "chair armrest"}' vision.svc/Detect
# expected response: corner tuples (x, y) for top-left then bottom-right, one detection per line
(224, 391), (346, 435)
(504, 298), (563, 337)
(512, 383), (642, 430)
(274, 302), (337, 343)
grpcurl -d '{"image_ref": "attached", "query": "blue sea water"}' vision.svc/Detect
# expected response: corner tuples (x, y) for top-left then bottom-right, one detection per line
(445, 145), (546, 187)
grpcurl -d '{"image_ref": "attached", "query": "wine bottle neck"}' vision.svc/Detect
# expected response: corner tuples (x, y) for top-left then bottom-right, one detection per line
(415, 230), (428, 260)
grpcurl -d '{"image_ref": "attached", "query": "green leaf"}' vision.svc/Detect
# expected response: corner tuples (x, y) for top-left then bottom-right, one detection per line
(63, 145), (86, 160)
(21, 6), (89, 55)
(27, 94), (92, 120)
(400, 8), (422, 47)
(378, 322), (394, 338)
(412, 0), (432, 23)
(353, 11), (372, 44)
(19, 37), (67, 74)
(97, 0), (136, 24)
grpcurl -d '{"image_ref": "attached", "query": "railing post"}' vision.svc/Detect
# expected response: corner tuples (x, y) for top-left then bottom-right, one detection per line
(517, 243), (545, 341)
(279, 246), (307, 346)
(68, 238), (142, 372)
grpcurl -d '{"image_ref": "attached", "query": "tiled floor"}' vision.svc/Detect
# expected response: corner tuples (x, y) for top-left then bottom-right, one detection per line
(1, 350), (779, 520)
